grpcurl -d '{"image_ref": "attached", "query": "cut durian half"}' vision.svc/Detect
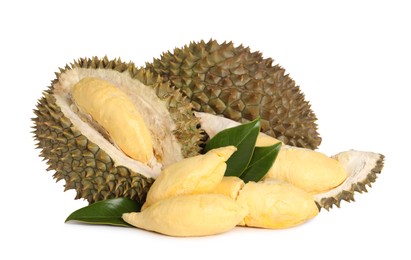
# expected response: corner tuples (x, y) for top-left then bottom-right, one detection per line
(33, 57), (203, 203)
(196, 112), (385, 210)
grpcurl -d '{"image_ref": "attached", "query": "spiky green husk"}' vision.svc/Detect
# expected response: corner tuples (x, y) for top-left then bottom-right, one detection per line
(314, 151), (385, 210)
(33, 57), (203, 204)
(146, 39), (321, 149)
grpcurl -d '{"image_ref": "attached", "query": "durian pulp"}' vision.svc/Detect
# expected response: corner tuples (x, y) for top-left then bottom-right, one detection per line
(52, 68), (184, 179)
(72, 77), (155, 164)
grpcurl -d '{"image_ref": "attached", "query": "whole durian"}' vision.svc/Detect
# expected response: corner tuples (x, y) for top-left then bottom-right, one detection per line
(146, 39), (321, 149)
(32, 57), (203, 204)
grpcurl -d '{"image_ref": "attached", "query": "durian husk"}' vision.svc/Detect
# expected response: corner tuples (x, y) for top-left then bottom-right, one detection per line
(314, 150), (385, 210)
(146, 39), (321, 149)
(32, 56), (203, 204)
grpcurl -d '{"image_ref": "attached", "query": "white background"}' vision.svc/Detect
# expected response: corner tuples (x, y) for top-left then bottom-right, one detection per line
(1, 0), (410, 259)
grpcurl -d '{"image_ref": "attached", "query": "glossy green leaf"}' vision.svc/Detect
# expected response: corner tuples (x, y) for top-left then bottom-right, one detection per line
(65, 198), (141, 227)
(204, 117), (261, 177)
(240, 142), (282, 183)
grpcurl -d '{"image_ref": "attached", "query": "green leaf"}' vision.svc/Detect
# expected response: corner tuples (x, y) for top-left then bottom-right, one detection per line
(240, 142), (282, 183)
(65, 198), (141, 227)
(204, 117), (261, 177)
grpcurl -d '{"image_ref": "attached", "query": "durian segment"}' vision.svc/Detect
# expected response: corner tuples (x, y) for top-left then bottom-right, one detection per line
(72, 77), (154, 163)
(263, 147), (348, 194)
(143, 146), (237, 209)
(255, 133), (282, 147)
(147, 39), (321, 149)
(33, 57), (203, 203)
(236, 180), (319, 229)
(208, 176), (245, 199)
(314, 150), (385, 210)
(123, 194), (248, 237)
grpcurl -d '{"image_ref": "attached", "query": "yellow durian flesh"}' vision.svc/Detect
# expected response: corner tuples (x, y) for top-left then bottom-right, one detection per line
(208, 176), (245, 199)
(142, 146), (237, 208)
(263, 147), (348, 194)
(72, 77), (154, 163)
(236, 180), (319, 229)
(255, 132), (282, 147)
(123, 194), (248, 237)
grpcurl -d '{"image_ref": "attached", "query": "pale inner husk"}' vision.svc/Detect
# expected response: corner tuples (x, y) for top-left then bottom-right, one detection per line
(53, 68), (184, 179)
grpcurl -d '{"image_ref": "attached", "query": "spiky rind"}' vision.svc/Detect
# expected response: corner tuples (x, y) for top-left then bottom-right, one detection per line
(33, 92), (154, 203)
(315, 153), (385, 210)
(132, 68), (202, 158)
(33, 56), (203, 203)
(146, 39), (321, 149)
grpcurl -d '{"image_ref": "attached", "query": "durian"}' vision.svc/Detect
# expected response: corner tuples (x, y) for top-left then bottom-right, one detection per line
(208, 176), (245, 200)
(32, 57), (203, 204)
(146, 39), (321, 149)
(123, 194), (248, 237)
(236, 180), (319, 229)
(197, 112), (385, 210)
(143, 146), (236, 209)
(263, 146), (349, 194)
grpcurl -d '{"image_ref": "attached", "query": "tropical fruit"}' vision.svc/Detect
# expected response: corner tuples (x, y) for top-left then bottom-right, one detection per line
(196, 112), (384, 210)
(236, 180), (319, 228)
(33, 57), (203, 204)
(146, 39), (321, 149)
(123, 194), (248, 237)
(142, 146), (236, 208)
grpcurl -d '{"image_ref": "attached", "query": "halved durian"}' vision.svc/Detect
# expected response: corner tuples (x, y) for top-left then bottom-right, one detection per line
(196, 112), (385, 210)
(33, 57), (203, 204)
